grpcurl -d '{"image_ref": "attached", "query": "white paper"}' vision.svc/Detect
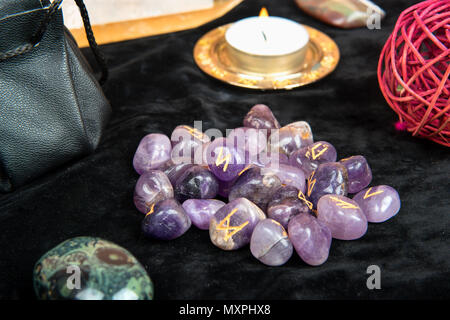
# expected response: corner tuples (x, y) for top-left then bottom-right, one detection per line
(62, 0), (214, 29)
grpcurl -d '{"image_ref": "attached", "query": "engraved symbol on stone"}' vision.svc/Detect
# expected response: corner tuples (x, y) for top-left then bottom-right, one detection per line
(363, 187), (384, 199)
(215, 147), (232, 172)
(307, 171), (316, 197)
(145, 203), (156, 216)
(310, 143), (329, 160)
(329, 196), (359, 209)
(216, 208), (249, 241)
(298, 190), (313, 210)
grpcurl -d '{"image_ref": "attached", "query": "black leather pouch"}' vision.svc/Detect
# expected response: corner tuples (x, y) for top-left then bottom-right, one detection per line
(0, 0), (111, 192)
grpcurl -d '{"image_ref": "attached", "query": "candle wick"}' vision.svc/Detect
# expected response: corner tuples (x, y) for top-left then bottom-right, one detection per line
(262, 31), (267, 42)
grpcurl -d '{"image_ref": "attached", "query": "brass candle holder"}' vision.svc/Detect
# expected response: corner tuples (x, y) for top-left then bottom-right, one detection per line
(194, 24), (340, 90)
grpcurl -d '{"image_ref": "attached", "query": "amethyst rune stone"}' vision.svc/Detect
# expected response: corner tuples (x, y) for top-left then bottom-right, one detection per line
(353, 185), (401, 223)
(206, 137), (247, 182)
(133, 133), (172, 174)
(267, 197), (310, 229)
(269, 121), (314, 156)
(339, 155), (372, 193)
(307, 162), (348, 208)
(250, 219), (293, 266)
(268, 185), (300, 207)
(174, 166), (219, 202)
(142, 199), (191, 240)
(317, 194), (367, 240)
(133, 170), (174, 214)
(229, 167), (282, 211)
(288, 213), (332, 266)
(217, 177), (238, 198)
(243, 104), (280, 135)
(210, 198), (266, 250)
(227, 127), (267, 158)
(160, 160), (194, 185)
(289, 141), (337, 177)
(264, 164), (306, 193)
(182, 199), (226, 230)
(171, 125), (210, 164)
(251, 151), (290, 168)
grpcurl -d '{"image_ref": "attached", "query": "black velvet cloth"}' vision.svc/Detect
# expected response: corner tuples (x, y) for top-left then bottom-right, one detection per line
(0, 0), (449, 300)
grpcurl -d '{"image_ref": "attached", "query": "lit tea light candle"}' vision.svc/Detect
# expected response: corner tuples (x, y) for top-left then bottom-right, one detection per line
(224, 8), (309, 74)
(226, 8), (309, 56)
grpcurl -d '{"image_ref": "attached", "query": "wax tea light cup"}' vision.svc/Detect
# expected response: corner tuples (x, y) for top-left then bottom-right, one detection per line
(225, 8), (310, 74)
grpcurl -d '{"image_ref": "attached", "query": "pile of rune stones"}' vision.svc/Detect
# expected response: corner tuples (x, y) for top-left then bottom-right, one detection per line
(133, 104), (401, 266)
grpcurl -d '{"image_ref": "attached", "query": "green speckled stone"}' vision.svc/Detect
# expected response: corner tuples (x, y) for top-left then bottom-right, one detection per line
(33, 237), (153, 300)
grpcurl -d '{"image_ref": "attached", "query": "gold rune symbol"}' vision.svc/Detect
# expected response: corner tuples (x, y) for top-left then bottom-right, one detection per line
(298, 190), (313, 210)
(182, 126), (205, 141)
(307, 171), (316, 197)
(215, 147), (232, 172)
(363, 187), (384, 199)
(329, 196), (359, 209)
(216, 208), (249, 241)
(145, 203), (156, 216)
(238, 165), (252, 176)
(310, 143), (329, 160)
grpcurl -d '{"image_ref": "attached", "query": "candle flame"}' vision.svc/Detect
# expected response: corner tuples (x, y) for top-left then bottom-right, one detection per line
(259, 7), (269, 17)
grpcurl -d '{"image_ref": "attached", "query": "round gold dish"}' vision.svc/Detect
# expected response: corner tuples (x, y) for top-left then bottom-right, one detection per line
(193, 23), (340, 90)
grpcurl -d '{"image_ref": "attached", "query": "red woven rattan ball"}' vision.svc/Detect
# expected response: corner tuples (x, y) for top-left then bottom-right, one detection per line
(378, 0), (450, 146)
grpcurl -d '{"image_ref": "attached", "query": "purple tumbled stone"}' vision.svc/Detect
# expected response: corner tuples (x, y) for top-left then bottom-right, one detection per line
(171, 125), (210, 164)
(251, 151), (290, 168)
(263, 164), (306, 193)
(229, 167), (282, 211)
(353, 185), (401, 223)
(133, 133), (172, 174)
(317, 194), (367, 240)
(227, 127), (267, 159)
(268, 185), (300, 207)
(133, 170), (174, 214)
(206, 137), (246, 182)
(174, 166), (219, 202)
(288, 212), (332, 266)
(142, 199), (191, 240)
(290, 141), (337, 177)
(307, 162), (348, 208)
(339, 156), (372, 193)
(243, 104), (280, 135)
(159, 160), (194, 185)
(210, 198), (266, 250)
(267, 198), (310, 229)
(182, 199), (226, 230)
(250, 219), (293, 266)
(269, 121), (314, 156)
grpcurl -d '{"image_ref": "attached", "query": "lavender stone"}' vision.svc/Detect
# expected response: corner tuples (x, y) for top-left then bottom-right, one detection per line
(339, 156), (372, 193)
(159, 160), (194, 185)
(243, 104), (280, 135)
(307, 162), (348, 208)
(264, 164), (306, 193)
(269, 121), (314, 156)
(267, 198), (310, 229)
(210, 198), (266, 250)
(206, 137), (246, 182)
(142, 199), (191, 240)
(174, 166), (219, 202)
(171, 125), (210, 164)
(268, 185), (300, 207)
(250, 219), (293, 266)
(290, 141), (337, 177)
(217, 177), (238, 198)
(251, 151), (289, 168)
(182, 199), (226, 230)
(134, 170), (174, 214)
(317, 194), (367, 240)
(229, 167), (282, 211)
(353, 185), (401, 223)
(133, 133), (172, 174)
(227, 127), (267, 157)
(288, 212), (332, 266)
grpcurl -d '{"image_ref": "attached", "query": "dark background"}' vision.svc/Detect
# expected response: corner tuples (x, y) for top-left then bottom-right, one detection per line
(0, 0), (449, 299)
